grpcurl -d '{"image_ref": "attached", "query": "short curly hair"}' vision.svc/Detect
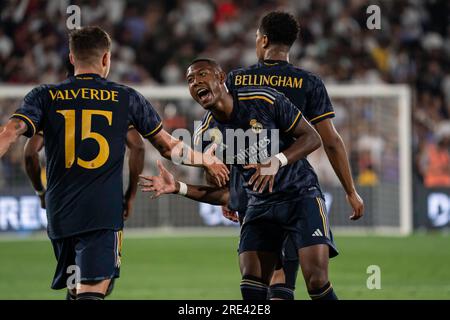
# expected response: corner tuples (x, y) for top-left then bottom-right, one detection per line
(259, 11), (299, 47)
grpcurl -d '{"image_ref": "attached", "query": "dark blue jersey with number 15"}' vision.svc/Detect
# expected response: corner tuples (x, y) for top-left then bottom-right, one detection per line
(11, 73), (162, 239)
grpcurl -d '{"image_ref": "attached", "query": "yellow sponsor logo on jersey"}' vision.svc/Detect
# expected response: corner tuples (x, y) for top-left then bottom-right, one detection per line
(49, 88), (119, 102)
(234, 74), (303, 89)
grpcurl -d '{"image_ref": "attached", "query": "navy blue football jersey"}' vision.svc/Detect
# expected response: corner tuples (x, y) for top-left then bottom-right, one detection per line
(12, 73), (162, 239)
(194, 86), (322, 207)
(224, 60), (332, 211)
(226, 60), (334, 124)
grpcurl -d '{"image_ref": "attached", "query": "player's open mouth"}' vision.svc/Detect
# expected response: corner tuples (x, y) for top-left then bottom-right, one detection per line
(197, 88), (212, 103)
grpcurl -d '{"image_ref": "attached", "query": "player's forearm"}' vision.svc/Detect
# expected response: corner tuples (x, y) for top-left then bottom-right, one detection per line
(126, 146), (145, 200)
(24, 154), (45, 192)
(150, 132), (203, 167)
(0, 119), (27, 158)
(174, 181), (229, 206)
(323, 134), (356, 195)
(282, 127), (321, 165)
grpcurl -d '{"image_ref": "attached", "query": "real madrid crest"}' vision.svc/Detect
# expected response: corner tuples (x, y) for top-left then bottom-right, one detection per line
(250, 119), (263, 134)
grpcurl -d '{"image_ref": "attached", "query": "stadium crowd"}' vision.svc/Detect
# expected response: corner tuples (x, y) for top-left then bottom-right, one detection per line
(0, 0), (449, 188)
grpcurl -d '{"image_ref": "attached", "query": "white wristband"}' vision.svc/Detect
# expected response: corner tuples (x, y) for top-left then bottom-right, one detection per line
(177, 181), (188, 196)
(274, 153), (288, 167)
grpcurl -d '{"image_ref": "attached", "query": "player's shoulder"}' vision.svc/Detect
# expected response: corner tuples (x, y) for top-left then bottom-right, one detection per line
(235, 85), (285, 103)
(228, 63), (260, 76)
(106, 81), (148, 104)
(288, 65), (326, 88)
(101, 79), (137, 94)
(24, 83), (57, 101)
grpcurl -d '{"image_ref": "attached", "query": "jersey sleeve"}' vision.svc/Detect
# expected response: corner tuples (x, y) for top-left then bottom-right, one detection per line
(10, 86), (48, 137)
(128, 89), (162, 138)
(193, 112), (213, 152)
(304, 76), (335, 125)
(273, 93), (304, 134)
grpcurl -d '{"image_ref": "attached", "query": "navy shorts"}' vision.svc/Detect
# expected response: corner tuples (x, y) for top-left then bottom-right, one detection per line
(50, 229), (123, 290)
(275, 233), (299, 270)
(239, 197), (338, 258)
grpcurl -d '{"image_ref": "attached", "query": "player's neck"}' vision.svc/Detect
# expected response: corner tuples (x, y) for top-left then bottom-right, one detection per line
(211, 91), (234, 122)
(264, 49), (289, 62)
(74, 66), (104, 77)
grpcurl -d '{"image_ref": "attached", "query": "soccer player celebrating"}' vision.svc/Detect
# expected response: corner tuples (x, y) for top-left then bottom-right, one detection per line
(226, 11), (364, 299)
(0, 27), (228, 300)
(142, 58), (340, 300)
(24, 127), (144, 300)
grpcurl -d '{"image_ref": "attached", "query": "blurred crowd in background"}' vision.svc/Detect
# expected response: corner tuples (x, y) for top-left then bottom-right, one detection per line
(0, 0), (449, 189)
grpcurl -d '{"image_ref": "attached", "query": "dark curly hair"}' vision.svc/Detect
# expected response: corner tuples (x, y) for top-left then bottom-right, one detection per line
(259, 11), (299, 47)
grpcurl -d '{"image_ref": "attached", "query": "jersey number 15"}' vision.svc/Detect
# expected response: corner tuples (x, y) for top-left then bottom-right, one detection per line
(57, 109), (112, 169)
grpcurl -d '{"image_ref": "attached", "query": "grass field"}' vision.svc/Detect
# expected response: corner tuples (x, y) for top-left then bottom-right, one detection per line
(0, 232), (449, 299)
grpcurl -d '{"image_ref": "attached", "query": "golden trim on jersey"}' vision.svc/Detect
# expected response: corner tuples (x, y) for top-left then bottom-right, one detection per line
(238, 90), (276, 101)
(12, 113), (37, 135)
(143, 122), (162, 137)
(193, 114), (213, 145)
(194, 113), (213, 136)
(285, 110), (302, 133)
(309, 111), (335, 123)
(238, 95), (274, 105)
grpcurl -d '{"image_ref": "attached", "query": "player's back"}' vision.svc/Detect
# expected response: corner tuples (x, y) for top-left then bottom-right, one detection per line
(227, 60), (335, 125)
(12, 73), (161, 239)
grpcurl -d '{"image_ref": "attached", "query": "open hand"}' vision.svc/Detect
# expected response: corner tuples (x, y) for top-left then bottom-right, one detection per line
(139, 160), (177, 199)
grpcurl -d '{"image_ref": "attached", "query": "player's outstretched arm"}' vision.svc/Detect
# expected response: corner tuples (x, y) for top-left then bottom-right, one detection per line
(147, 130), (229, 186)
(123, 128), (145, 220)
(0, 119), (28, 158)
(245, 115), (322, 193)
(139, 160), (229, 206)
(315, 119), (364, 220)
(24, 134), (46, 209)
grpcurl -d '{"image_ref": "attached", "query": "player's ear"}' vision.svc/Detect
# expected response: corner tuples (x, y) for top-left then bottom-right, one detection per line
(102, 51), (110, 67)
(218, 70), (226, 84)
(262, 35), (269, 49)
(69, 53), (75, 66)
